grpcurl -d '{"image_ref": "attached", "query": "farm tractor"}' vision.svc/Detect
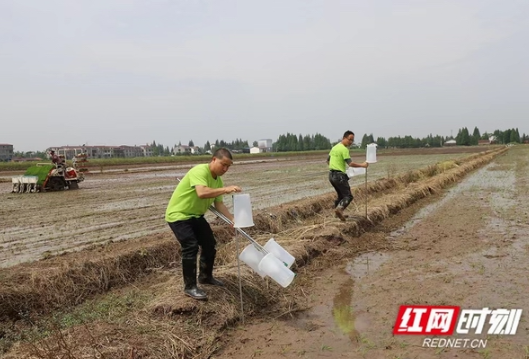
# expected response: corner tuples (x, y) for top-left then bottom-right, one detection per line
(11, 163), (84, 193)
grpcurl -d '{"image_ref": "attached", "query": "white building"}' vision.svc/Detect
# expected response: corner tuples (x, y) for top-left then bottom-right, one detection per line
(140, 144), (154, 157)
(257, 139), (273, 152)
(172, 145), (200, 155)
(50, 145), (146, 159)
(250, 147), (262, 154)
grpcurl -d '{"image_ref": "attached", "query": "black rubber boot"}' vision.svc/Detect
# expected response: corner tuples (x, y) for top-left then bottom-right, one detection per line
(182, 258), (207, 301)
(198, 255), (224, 287)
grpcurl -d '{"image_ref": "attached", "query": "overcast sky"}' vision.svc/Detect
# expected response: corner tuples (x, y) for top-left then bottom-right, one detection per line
(1, 0), (528, 152)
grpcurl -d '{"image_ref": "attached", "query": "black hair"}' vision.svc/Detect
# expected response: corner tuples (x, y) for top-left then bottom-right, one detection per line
(343, 130), (355, 139)
(213, 147), (233, 160)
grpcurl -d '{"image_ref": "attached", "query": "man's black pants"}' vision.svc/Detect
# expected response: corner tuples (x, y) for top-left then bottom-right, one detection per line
(329, 171), (353, 209)
(168, 216), (217, 262)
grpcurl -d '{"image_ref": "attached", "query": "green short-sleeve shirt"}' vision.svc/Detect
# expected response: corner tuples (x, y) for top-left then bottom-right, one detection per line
(328, 143), (350, 173)
(165, 163), (224, 222)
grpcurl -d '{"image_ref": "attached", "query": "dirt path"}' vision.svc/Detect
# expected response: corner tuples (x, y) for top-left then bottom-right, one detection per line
(214, 147), (529, 359)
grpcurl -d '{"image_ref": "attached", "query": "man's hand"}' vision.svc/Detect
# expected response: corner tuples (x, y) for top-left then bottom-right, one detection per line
(224, 185), (242, 194)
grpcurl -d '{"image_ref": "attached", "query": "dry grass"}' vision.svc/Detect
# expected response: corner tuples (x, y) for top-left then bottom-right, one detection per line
(0, 146), (508, 358)
(1, 147), (506, 321)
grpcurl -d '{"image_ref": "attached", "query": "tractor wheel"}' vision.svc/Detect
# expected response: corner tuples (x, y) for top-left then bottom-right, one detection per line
(48, 177), (66, 191)
(68, 181), (79, 190)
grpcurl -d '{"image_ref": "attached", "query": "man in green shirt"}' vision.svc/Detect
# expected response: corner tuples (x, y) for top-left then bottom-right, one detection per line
(327, 131), (369, 221)
(166, 148), (242, 300)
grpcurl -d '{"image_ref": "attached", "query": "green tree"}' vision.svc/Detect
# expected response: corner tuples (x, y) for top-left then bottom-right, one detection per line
(303, 135), (312, 150)
(376, 137), (386, 148)
(472, 126), (481, 139)
(151, 140), (160, 156)
(273, 132), (331, 151)
(360, 134), (369, 148)
(297, 134), (304, 151)
(456, 127), (470, 146)
(503, 129), (511, 144)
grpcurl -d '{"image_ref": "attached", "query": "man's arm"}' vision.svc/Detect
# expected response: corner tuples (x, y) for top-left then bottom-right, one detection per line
(348, 161), (369, 168)
(213, 201), (234, 223)
(195, 185), (241, 199)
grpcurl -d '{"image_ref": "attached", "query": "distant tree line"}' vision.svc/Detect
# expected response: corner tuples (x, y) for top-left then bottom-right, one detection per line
(362, 127), (526, 149)
(272, 133), (332, 152)
(15, 126), (527, 158)
(203, 139), (250, 152)
(150, 141), (172, 156)
(13, 150), (47, 159)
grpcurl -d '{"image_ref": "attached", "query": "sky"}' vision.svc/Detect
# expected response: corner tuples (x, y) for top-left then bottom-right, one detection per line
(1, 0), (528, 152)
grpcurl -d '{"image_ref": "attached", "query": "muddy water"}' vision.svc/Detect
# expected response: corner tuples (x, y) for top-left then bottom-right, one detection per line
(389, 162), (514, 239)
(0, 152), (471, 268)
(306, 154), (526, 357)
(325, 164), (518, 334)
(216, 148), (528, 359)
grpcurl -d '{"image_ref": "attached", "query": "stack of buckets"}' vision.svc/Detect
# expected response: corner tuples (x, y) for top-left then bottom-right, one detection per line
(234, 194), (296, 288)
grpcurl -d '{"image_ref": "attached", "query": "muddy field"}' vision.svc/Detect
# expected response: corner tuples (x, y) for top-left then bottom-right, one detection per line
(2, 145), (526, 359)
(216, 146), (529, 359)
(0, 147), (485, 268)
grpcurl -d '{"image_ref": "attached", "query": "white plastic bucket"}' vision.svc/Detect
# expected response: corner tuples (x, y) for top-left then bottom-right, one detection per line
(258, 253), (295, 288)
(264, 238), (295, 268)
(239, 244), (267, 277)
(346, 167), (366, 178)
(366, 143), (377, 163)
(233, 193), (255, 228)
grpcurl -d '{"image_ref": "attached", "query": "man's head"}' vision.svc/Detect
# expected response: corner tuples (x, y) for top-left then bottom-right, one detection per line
(209, 148), (233, 177)
(50, 150), (55, 154)
(342, 131), (355, 146)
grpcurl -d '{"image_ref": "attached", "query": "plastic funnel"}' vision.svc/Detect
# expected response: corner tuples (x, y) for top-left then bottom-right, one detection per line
(366, 143), (377, 163)
(239, 244), (267, 277)
(258, 253), (295, 288)
(264, 238), (295, 268)
(233, 193), (254, 228)
(346, 167), (366, 178)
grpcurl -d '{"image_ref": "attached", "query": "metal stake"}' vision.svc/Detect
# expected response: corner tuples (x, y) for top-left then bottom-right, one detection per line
(365, 167), (368, 218)
(235, 228), (245, 324)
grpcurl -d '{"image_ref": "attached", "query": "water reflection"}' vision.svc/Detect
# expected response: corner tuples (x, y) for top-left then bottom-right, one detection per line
(332, 277), (360, 342)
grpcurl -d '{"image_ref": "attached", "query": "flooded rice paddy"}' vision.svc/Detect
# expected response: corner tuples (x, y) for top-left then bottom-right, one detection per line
(0, 151), (475, 268)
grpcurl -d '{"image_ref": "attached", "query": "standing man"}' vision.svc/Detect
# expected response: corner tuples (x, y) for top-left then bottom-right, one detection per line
(327, 131), (369, 221)
(166, 148), (242, 301)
